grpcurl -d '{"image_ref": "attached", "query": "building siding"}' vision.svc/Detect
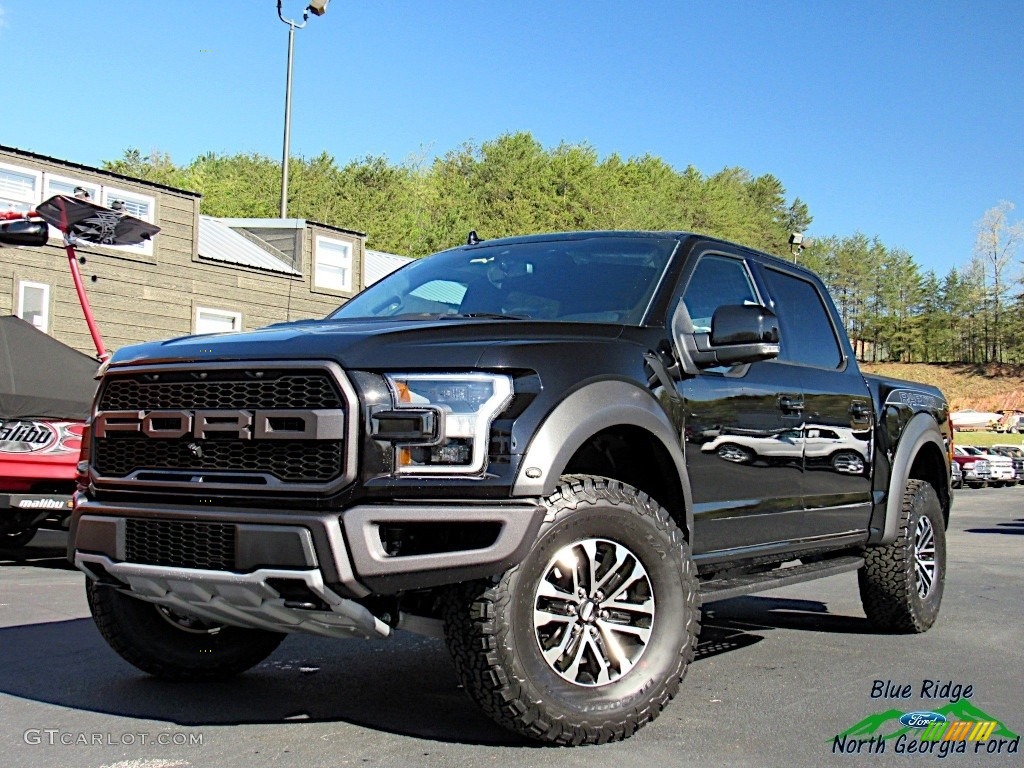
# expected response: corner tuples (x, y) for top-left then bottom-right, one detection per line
(1, 146), (364, 358)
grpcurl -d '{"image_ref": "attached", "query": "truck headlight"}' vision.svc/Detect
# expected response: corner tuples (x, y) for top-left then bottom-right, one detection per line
(382, 373), (513, 474)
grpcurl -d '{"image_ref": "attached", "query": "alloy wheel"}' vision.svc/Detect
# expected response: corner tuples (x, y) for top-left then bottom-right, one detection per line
(533, 537), (655, 687)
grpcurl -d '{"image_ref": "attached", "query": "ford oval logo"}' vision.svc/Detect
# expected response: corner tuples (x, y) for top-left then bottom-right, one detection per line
(900, 711), (947, 728)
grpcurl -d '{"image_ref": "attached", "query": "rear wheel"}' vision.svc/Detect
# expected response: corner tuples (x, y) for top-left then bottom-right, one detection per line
(86, 581), (285, 680)
(830, 450), (866, 474)
(443, 476), (700, 745)
(858, 479), (945, 633)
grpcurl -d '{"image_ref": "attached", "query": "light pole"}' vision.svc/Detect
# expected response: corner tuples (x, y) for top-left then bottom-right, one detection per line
(277, 0), (329, 218)
(788, 231), (804, 263)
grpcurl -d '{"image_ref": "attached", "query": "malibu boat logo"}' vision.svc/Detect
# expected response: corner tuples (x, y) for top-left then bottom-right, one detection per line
(0, 420), (58, 454)
(16, 497), (72, 510)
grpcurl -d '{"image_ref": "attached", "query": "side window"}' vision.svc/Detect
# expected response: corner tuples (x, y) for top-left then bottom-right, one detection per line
(101, 187), (156, 257)
(17, 280), (50, 332)
(314, 236), (354, 293)
(0, 162), (41, 215)
(763, 268), (842, 369)
(195, 307), (242, 334)
(682, 254), (759, 331)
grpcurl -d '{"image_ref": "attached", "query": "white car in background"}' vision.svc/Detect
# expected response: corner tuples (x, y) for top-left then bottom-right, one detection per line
(955, 446), (1016, 486)
(701, 425), (869, 474)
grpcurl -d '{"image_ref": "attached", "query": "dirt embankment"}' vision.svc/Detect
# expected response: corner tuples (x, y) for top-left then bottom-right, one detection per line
(859, 363), (1024, 413)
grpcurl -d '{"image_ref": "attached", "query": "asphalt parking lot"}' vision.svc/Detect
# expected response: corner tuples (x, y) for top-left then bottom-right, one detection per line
(1, 487), (1021, 768)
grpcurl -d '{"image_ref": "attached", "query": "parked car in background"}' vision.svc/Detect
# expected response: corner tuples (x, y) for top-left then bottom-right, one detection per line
(950, 459), (963, 489)
(988, 445), (1024, 483)
(955, 446), (1014, 487)
(994, 411), (1024, 433)
(951, 447), (992, 489)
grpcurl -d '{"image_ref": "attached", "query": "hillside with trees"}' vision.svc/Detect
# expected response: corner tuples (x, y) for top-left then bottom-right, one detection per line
(103, 132), (1023, 367)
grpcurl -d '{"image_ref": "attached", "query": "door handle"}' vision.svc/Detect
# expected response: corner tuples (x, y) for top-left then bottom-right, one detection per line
(779, 395), (804, 414)
(850, 401), (872, 420)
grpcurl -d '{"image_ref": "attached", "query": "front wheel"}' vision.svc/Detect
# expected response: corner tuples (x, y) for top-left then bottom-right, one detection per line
(443, 476), (700, 745)
(858, 479), (946, 633)
(86, 581), (285, 680)
(716, 443), (754, 464)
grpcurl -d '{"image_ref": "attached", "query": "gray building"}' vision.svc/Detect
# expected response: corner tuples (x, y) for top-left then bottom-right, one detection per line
(0, 145), (374, 357)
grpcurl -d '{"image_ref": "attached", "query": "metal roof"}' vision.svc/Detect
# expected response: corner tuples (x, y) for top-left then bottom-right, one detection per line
(0, 144), (201, 197)
(217, 217), (365, 237)
(198, 216), (300, 276)
(365, 249), (412, 285)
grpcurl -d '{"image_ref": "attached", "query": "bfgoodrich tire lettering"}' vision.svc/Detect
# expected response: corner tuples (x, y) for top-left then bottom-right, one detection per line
(858, 479), (946, 633)
(442, 475), (700, 745)
(86, 581), (285, 680)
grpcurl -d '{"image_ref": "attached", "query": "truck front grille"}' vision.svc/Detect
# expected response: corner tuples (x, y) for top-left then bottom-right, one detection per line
(91, 363), (355, 494)
(100, 371), (342, 410)
(95, 438), (344, 482)
(125, 519), (236, 570)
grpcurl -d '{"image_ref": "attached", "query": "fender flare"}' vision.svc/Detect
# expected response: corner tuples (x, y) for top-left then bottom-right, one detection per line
(511, 379), (694, 539)
(880, 411), (947, 545)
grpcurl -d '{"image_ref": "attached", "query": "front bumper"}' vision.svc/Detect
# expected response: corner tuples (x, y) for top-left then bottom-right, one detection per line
(69, 499), (546, 639)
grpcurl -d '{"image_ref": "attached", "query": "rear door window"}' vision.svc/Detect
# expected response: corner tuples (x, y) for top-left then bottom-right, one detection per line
(762, 267), (843, 369)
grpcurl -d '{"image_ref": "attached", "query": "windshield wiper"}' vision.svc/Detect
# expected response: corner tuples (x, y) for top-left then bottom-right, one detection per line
(442, 312), (526, 320)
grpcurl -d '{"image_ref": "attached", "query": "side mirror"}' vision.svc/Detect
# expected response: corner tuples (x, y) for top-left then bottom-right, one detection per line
(709, 304), (780, 365)
(0, 219), (49, 248)
(711, 304), (779, 345)
(681, 303), (780, 369)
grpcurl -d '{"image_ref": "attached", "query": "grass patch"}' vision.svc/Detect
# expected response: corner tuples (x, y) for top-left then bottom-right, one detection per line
(861, 362), (1024, 413)
(952, 430), (1024, 448)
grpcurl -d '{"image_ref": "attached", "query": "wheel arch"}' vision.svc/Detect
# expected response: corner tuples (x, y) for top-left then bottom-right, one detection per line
(877, 413), (951, 545)
(512, 380), (693, 540)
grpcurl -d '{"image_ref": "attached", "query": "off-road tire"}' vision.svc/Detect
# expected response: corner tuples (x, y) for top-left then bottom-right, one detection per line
(86, 581), (285, 680)
(442, 475), (700, 745)
(858, 479), (945, 633)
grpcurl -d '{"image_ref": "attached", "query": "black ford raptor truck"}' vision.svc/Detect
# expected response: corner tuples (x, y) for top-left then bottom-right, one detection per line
(69, 231), (952, 745)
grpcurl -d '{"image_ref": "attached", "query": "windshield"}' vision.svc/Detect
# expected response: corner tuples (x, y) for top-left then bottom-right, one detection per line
(330, 235), (679, 325)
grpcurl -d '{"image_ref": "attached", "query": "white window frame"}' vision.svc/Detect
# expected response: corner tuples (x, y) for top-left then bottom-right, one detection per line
(101, 186), (156, 257)
(314, 235), (354, 293)
(17, 280), (51, 333)
(195, 306), (242, 335)
(0, 161), (42, 215)
(40, 173), (103, 240)
(44, 172), (101, 203)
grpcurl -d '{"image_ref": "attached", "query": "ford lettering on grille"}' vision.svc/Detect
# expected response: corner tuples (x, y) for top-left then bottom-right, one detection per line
(93, 409), (344, 440)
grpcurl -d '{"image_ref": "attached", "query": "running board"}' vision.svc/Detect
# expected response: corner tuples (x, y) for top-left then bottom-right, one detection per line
(700, 555), (865, 604)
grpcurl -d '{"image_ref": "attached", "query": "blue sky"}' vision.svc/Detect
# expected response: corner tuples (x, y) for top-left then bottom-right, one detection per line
(2, 1), (1021, 272)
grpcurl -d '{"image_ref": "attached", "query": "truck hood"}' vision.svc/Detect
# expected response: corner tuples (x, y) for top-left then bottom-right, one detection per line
(107, 317), (625, 371)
